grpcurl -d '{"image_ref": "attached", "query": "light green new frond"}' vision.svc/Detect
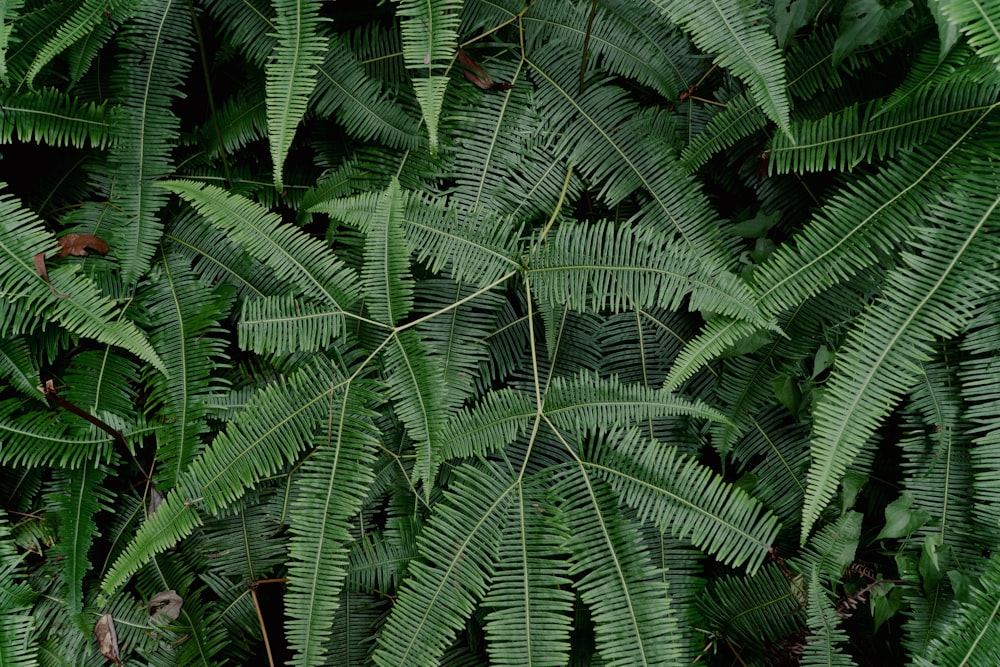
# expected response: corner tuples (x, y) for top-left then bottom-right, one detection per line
(285, 382), (381, 667)
(801, 190), (1000, 543)
(544, 371), (729, 432)
(362, 179), (413, 325)
(0, 87), (118, 148)
(238, 294), (345, 355)
(104, 0), (192, 286)
(266, 0), (327, 188)
(650, 0), (791, 135)
(939, 0), (1000, 73)
(47, 466), (112, 620)
(187, 355), (343, 513)
(385, 329), (448, 494)
(528, 221), (764, 325)
(101, 490), (202, 594)
(587, 429), (780, 573)
(769, 78), (1000, 173)
(136, 251), (230, 489)
(554, 467), (681, 666)
(0, 191), (164, 374)
(162, 180), (361, 310)
(372, 462), (514, 667)
(482, 480), (574, 666)
(801, 568), (858, 667)
(312, 33), (420, 150)
(22, 0), (136, 88)
(438, 387), (536, 461)
(916, 552), (1000, 667)
(0, 336), (41, 400)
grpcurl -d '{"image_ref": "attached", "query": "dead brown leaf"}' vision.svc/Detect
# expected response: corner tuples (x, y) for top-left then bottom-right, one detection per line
(57, 232), (110, 258)
(94, 613), (123, 666)
(147, 589), (183, 625)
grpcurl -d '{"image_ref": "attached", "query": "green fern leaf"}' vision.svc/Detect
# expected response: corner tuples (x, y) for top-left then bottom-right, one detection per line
(238, 294), (345, 355)
(554, 467), (682, 665)
(650, 0), (791, 135)
(438, 387), (536, 461)
(285, 381), (381, 667)
(587, 428), (780, 573)
(362, 179), (413, 326)
(372, 462), (513, 667)
(0, 336), (41, 401)
(266, 0), (327, 188)
(801, 190), (1000, 543)
(800, 568), (858, 667)
(162, 179), (361, 310)
(938, 0), (1000, 73)
(0, 87), (118, 148)
(0, 191), (165, 374)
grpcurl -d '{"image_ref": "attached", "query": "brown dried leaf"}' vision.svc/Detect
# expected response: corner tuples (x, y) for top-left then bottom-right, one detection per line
(147, 485), (164, 518)
(458, 48), (495, 90)
(33, 251), (69, 298)
(147, 589), (183, 624)
(94, 613), (123, 666)
(57, 233), (110, 258)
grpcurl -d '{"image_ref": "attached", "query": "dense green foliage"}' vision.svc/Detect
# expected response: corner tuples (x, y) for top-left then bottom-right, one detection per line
(1, 0), (999, 664)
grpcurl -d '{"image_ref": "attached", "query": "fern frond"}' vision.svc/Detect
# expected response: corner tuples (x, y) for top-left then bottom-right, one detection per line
(101, 490), (202, 594)
(801, 187), (1000, 543)
(662, 317), (760, 392)
(162, 179), (361, 310)
(527, 221), (765, 326)
(792, 512), (861, 586)
(0, 336), (41, 400)
(136, 251), (230, 489)
(0, 87), (118, 148)
(650, 0), (791, 135)
(238, 294), (345, 355)
(698, 564), (805, 648)
(312, 33), (420, 150)
(481, 478), (575, 666)
(769, 78), (1000, 173)
(385, 330), (448, 495)
(800, 568), (857, 667)
(438, 387), (536, 461)
(285, 381), (381, 667)
(200, 0), (274, 66)
(681, 92), (768, 171)
(266, 0), (327, 188)
(361, 179), (413, 325)
(554, 466), (682, 665)
(101, 0), (193, 286)
(940, 0), (1000, 73)
(0, 191), (165, 374)
(372, 462), (513, 667)
(586, 428), (780, 573)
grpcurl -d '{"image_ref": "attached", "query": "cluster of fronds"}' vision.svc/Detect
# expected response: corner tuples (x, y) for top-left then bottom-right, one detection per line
(1, 0), (999, 665)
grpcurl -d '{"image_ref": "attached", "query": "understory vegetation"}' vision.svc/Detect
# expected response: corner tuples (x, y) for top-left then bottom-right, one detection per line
(1, 0), (1000, 664)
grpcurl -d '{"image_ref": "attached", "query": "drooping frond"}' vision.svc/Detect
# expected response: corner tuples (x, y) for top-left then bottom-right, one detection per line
(285, 381), (381, 667)
(0, 398), (116, 468)
(680, 92), (768, 171)
(662, 317), (759, 392)
(0, 190), (164, 373)
(162, 179), (361, 310)
(649, 0), (791, 135)
(200, 0), (274, 66)
(372, 462), (513, 667)
(801, 185), (1000, 542)
(266, 0), (327, 188)
(437, 387), (536, 460)
(0, 87), (118, 148)
(584, 428), (780, 573)
(939, 0), (1000, 73)
(395, 0), (462, 151)
(361, 179), (413, 326)
(101, 0), (193, 286)
(0, 336), (41, 400)
(554, 466), (681, 666)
